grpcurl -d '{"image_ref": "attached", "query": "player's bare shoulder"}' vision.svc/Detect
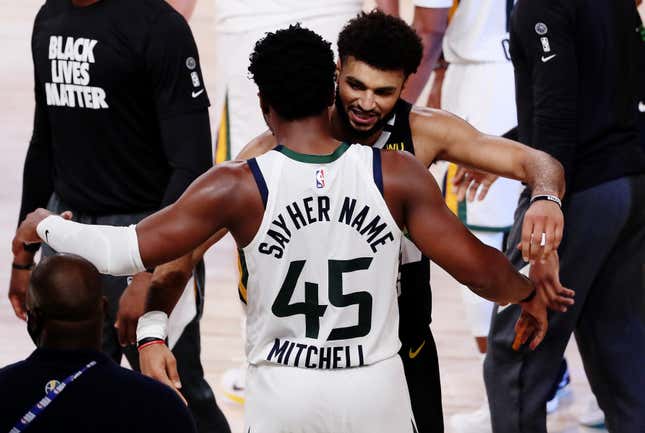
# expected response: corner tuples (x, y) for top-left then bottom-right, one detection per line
(236, 130), (278, 160)
(194, 160), (260, 210)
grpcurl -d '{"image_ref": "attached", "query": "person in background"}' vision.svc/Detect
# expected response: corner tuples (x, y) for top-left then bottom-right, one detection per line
(0, 253), (197, 433)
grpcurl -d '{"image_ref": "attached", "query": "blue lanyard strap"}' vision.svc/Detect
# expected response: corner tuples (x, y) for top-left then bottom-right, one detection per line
(9, 360), (97, 433)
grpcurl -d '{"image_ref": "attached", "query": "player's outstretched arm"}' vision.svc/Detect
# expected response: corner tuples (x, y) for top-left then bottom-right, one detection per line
(143, 132), (277, 315)
(13, 162), (253, 276)
(383, 150), (534, 305)
(411, 109), (566, 262)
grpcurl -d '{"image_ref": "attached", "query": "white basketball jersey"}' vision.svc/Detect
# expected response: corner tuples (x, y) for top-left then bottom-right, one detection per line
(241, 143), (402, 370)
(443, 0), (515, 64)
(215, 0), (362, 33)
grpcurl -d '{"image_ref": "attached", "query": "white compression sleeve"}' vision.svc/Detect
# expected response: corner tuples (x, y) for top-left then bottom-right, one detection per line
(36, 215), (146, 276)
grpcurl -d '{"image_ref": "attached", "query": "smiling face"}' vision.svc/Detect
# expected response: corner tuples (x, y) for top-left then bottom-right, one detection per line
(335, 56), (406, 139)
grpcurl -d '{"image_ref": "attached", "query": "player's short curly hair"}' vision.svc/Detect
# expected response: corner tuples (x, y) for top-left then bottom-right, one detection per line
(338, 10), (423, 76)
(248, 24), (336, 121)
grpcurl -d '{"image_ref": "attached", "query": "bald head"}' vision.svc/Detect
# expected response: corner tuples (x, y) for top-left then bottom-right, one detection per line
(28, 253), (103, 322)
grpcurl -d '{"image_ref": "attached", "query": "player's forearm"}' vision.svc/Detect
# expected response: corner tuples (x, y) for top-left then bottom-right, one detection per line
(147, 254), (194, 315)
(401, 10), (449, 103)
(520, 148), (566, 198)
(19, 107), (54, 226)
(36, 216), (146, 276)
(160, 109), (212, 207)
(466, 246), (535, 304)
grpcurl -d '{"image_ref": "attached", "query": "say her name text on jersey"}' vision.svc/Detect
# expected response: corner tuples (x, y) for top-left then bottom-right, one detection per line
(258, 195), (395, 259)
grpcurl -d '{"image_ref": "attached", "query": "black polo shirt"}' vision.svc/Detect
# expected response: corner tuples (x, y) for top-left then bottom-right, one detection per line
(0, 348), (196, 433)
(510, 0), (645, 194)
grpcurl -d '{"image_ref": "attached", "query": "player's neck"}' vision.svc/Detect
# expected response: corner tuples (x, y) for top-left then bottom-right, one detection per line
(71, 0), (101, 7)
(273, 115), (341, 155)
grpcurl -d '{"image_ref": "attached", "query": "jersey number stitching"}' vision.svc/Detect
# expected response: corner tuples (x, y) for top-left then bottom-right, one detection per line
(272, 258), (373, 341)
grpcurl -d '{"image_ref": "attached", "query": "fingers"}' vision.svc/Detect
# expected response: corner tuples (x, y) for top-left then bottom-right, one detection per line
(456, 178), (468, 202)
(60, 210), (73, 220)
(166, 355), (183, 390)
(476, 182), (491, 201)
(529, 220), (545, 264)
(541, 224), (555, 261)
(452, 166), (466, 185)
(520, 220), (534, 263)
(118, 317), (138, 347)
(512, 315), (530, 351)
(466, 180), (479, 202)
(529, 320), (547, 350)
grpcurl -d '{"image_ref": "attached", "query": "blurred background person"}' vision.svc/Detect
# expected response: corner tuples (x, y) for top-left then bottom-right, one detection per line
(8, 0), (229, 431)
(485, 1), (645, 432)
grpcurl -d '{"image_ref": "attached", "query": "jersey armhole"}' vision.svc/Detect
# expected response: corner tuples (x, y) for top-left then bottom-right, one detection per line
(372, 148), (384, 196)
(247, 158), (268, 208)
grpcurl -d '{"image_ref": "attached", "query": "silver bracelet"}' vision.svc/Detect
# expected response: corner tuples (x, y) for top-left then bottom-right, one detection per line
(530, 194), (562, 208)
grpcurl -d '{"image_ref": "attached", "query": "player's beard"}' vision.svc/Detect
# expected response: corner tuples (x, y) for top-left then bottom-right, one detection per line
(334, 88), (395, 141)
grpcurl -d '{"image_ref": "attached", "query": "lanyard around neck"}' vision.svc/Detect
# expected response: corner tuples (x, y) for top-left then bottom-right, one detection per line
(9, 360), (97, 433)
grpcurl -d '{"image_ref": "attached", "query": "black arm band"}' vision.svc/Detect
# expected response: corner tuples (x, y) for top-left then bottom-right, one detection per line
(519, 288), (537, 304)
(137, 336), (166, 348)
(12, 262), (34, 271)
(530, 194), (562, 208)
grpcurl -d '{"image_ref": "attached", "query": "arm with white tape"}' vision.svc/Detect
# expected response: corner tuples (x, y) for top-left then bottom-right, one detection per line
(35, 215), (145, 276)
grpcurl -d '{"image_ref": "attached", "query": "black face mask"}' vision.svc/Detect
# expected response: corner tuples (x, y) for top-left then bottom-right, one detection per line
(26, 309), (44, 347)
(334, 88), (396, 141)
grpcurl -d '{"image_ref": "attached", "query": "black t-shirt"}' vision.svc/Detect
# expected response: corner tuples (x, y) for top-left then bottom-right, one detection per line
(30, 0), (210, 214)
(510, 0), (645, 194)
(0, 349), (196, 433)
(374, 99), (433, 341)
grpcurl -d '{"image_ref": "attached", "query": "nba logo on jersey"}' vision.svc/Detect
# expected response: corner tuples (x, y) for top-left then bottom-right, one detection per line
(315, 169), (325, 188)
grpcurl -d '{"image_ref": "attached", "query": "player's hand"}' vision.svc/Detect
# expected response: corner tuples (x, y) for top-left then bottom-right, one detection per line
(512, 294), (548, 351)
(12, 209), (72, 255)
(115, 272), (152, 347)
(529, 252), (574, 312)
(139, 342), (186, 405)
(518, 199), (563, 264)
(151, 254), (194, 293)
(452, 167), (499, 203)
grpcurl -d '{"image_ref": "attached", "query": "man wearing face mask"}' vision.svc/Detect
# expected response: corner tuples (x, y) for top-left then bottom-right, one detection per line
(0, 254), (196, 433)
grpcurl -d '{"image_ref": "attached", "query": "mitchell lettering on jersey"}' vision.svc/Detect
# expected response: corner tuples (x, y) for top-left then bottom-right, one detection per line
(45, 35), (108, 109)
(258, 195), (395, 259)
(266, 338), (365, 369)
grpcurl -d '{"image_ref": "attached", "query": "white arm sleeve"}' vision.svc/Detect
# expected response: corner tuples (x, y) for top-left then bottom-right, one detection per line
(36, 215), (146, 276)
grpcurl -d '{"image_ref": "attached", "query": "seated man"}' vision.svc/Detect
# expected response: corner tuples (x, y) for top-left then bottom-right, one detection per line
(0, 253), (196, 433)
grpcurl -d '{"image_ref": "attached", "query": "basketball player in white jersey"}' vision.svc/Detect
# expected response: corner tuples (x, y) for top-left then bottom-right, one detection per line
(15, 25), (548, 433)
(127, 11), (567, 433)
(168, 0), (364, 401)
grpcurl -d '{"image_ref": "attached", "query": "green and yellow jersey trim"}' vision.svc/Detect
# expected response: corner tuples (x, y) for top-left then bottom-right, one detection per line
(237, 249), (249, 304)
(215, 92), (231, 164)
